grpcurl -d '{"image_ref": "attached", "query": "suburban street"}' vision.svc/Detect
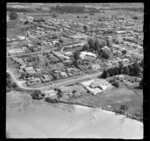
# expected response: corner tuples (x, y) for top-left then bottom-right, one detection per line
(7, 68), (103, 90)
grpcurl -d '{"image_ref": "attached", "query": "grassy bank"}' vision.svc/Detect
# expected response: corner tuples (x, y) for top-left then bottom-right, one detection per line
(44, 96), (143, 123)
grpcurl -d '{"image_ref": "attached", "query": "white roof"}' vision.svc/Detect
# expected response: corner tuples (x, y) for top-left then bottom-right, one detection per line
(17, 36), (25, 40)
(79, 51), (97, 59)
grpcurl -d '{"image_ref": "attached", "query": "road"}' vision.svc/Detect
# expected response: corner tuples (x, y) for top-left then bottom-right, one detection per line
(7, 68), (102, 91)
(7, 69), (31, 90)
(7, 58), (141, 91)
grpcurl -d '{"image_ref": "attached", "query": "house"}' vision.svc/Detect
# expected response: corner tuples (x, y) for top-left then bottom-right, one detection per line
(44, 90), (57, 98)
(90, 79), (112, 91)
(59, 71), (68, 78)
(25, 67), (36, 74)
(17, 36), (26, 40)
(26, 78), (41, 86)
(79, 51), (97, 60)
(81, 79), (112, 95)
(40, 75), (50, 83)
(53, 51), (70, 60)
(92, 64), (100, 71)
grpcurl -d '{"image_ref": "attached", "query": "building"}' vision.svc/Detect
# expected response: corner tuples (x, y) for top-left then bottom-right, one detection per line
(44, 90), (57, 98)
(17, 36), (26, 40)
(81, 79), (112, 95)
(59, 71), (68, 78)
(79, 51), (97, 60)
(24, 67), (36, 74)
(26, 78), (41, 86)
(40, 75), (50, 83)
(92, 64), (101, 71)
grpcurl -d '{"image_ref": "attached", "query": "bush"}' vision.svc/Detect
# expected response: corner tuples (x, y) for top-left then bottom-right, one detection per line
(82, 43), (90, 51)
(106, 38), (112, 48)
(9, 12), (18, 20)
(31, 90), (43, 100)
(101, 47), (113, 59)
(24, 21), (29, 24)
(120, 105), (128, 111)
(122, 50), (127, 55)
(45, 97), (58, 103)
(112, 81), (119, 87)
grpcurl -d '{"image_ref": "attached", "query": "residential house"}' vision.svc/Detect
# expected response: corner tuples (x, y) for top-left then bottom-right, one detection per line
(44, 90), (57, 98)
(40, 75), (50, 83)
(26, 77), (41, 86)
(25, 67), (36, 74)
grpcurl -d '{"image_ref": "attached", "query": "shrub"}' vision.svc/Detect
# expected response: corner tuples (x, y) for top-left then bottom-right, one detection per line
(106, 38), (112, 48)
(120, 105), (128, 111)
(122, 50), (127, 55)
(31, 90), (43, 100)
(101, 47), (112, 59)
(82, 43), (90, 51)
(24, 21), (29, 24)
(112, 81), (119, 87)
(45, 97), (58, 103)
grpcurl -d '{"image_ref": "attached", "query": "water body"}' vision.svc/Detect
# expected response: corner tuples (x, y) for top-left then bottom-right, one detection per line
(6, 103), (143, 139)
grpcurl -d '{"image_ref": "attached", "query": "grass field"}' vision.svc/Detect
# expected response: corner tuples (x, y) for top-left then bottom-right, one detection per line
(72, 82), (143, 120)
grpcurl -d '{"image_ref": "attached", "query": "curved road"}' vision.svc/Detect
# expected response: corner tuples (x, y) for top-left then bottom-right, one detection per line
(7, 68), (102, 91)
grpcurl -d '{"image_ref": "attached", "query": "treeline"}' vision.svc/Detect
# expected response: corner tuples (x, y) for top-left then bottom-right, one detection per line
(110, 7), (143, 12)
(101, 62), (142, 78)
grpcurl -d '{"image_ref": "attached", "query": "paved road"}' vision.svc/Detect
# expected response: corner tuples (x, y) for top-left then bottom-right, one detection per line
(7, 68), (102, 90)
(7, 69), (31, 90)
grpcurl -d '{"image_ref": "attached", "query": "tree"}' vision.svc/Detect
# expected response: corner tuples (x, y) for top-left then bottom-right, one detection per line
(101, 69), (109, 78)
(106, 38), (112, 48)
(112, 81), (119, 87)
(118, 60), (124, 74)
(120, 105), (128, 111)
(9, 12), (18, 20)
(52, 13), (57, 18)
(24, 21), (29, 24)
(72, 90), (77, 94)
(122, 49), (127, 55)
(57, 89), (63, 99)
(88, 38), (95, 50)
(101, 47), (112, 59)
(31, 90), (43, 100)
(132, 63), (141, 77)
(123, 66), (130, 75)
(82, 43), (90, 51)
(83, 25), (88, 32)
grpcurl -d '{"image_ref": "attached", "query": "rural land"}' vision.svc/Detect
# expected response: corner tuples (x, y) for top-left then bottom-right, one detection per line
(6, 3), (143, 138)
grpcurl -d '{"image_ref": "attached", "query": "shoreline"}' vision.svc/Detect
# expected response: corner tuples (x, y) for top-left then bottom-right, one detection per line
(45, 98), (143, 123)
